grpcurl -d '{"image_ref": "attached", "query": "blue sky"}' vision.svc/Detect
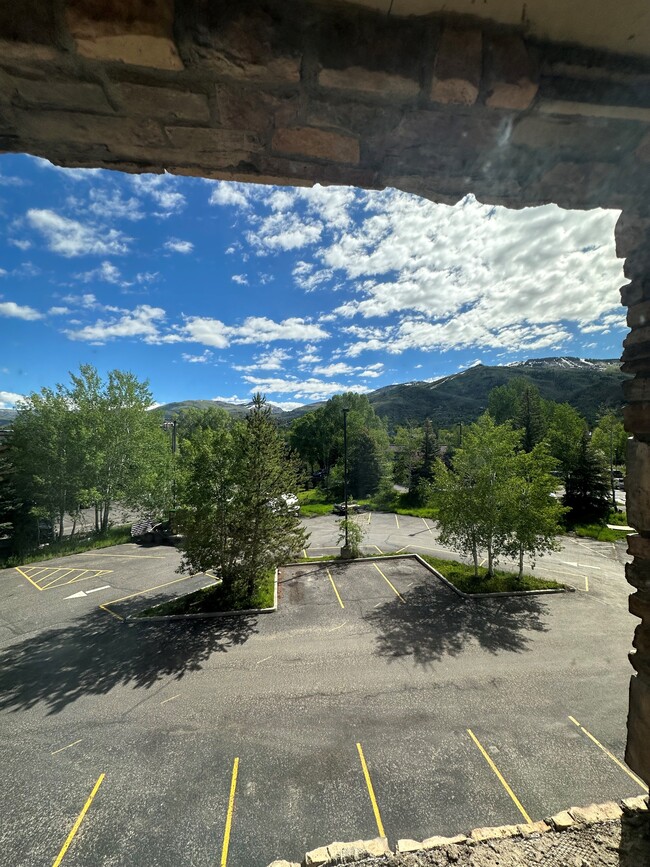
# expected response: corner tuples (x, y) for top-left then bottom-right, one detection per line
(0, 153), (628, 411)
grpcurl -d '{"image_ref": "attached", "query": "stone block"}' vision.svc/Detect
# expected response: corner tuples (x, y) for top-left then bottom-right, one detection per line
(621, 795), (648, 812)
(626, 560), (650, 591)
(66, 0), (182, 70)
(396, 838), (423, 853)
(14, 79), (112, 114)
(15, 109), (166, 149)
(628, 534), (650, 560)
(326, 840), (365, 860)
(511, 116), (614, 157)
(431, 27), (481, 106)
(116, 83), (210, 124)
(624, 379), (650, 403)
(548, 810), (575, 830)
(272, 127), (359, 164)
(486, 34), (538, 110)
(266, 861), (300, 867)
(421, 834), (467, 848)
(627, 441), (650, 528)
(166, 126), (263, 155)
(215, 84), (286, 131)
(188, 9), (300, 83)
(615, 211), (650, 259)
(362, 837), (390, 856)
(470, 824), (521, 841)
(319, 66), (419, 99)
(627, 673), (650, 787)
(517, 820), (550, 836)
(303, 845), (329, 866)
(628, 301), (650, 329)
(569, 802), (623, 824)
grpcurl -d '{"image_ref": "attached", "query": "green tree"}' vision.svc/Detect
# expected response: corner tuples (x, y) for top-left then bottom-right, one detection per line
(178, 395), (308, 599)
(543, 402), (588, 482)
(434, 414), (521, 576)
(591, 410), (627, 509)
(488, 378), (547, 451)
(337, 515), (366, 558)
(11, 384), (85, 539)
(563, 431), (610, 523)
(67, 365), (171, 530)
(349, 429), (385, 498)
(392, 424), (423, 488)
(506, 445), (567, 578)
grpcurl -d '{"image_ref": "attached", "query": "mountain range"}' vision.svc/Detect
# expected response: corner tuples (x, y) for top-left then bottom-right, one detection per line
(0, 357), (629, 429)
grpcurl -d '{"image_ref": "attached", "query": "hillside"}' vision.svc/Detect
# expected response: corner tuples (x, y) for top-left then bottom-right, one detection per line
(366, 358), (628, 427)
(155, 357), (628, 429)
(158, 398), (288, 420)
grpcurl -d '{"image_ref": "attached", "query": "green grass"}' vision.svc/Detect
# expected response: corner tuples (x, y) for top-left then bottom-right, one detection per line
(295, 550), (563, 594)
(299, 488), (438, 519)
(573, 524), (630, 542)
(570, 509), (631, 542)
(298, 489), (372, 517)
(0, 525), (132, 569)
(137, 570), (276, 617)
(419, 555), (564, 594)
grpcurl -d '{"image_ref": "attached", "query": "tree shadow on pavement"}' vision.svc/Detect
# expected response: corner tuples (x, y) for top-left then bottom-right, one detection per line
(364, 579), (550, 666)
(0, 596), (258, 715)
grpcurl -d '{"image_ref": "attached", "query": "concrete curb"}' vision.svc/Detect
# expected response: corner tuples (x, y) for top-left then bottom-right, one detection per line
(126, 568), (278, 623)
(286, 553), (570, 599)
(267, 796), (648, 867)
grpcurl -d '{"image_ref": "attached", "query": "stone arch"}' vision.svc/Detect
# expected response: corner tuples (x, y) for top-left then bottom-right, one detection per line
(1, 0), (649, 785)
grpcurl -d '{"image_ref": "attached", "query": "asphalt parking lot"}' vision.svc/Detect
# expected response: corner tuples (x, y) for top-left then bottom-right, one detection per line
(0, 520), (645, 866)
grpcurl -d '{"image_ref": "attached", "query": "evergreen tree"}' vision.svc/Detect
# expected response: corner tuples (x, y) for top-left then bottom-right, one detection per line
(563, 431), (610, 523)
(514, 383), (545, 452)
(348, 429), (384, 498)
(544, 402), (588, 483)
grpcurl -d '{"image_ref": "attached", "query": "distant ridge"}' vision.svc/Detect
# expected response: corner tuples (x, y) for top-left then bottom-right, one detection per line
(154, 357), (627, 428)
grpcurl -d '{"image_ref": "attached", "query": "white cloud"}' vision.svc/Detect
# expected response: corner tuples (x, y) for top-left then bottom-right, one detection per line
(0, 269), (6, 277)
(233, 317), (329, 345)
(0, 390), (24, 409)
(64, 305), (166, 344)
(178, 316), (328, 349)
(0, 301), (43, 320)
(9, 238), (31, 251)
(208, 182), (252, 209)
(27, 209), (131, 257)
(76, 261), (129, 287)
(180, 317), (231, 349)
(249, 212), (324, 253)
(48, 306), (71, 316)
(242, 375), (370, 402)
(131, 174), (186, 216)
(232, 274), (248, 285)
(85, 188), (144, 221)
(212, 395), (250, 404)
(182, 350), (213, 364)
(234, 348), (291, 372)
(313, 362), (357, 376)
(164, 238), (194, 254)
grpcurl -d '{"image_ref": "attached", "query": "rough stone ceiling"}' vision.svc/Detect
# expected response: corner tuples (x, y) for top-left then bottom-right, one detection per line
(342, 0), (650, 57)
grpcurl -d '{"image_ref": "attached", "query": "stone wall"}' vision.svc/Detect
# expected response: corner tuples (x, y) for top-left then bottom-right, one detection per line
(0, 0), (648, 212)
(1, 0), (650, 785)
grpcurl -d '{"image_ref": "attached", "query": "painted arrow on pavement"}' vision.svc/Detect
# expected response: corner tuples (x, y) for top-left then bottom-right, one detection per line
(66, 585), (111, 599)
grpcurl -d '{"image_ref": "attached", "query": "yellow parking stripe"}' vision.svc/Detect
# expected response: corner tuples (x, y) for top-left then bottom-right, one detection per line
(52, 773), (105, 867)
(15, 567), (43, 591)
(373, 563), (405, 603)
(99, 575), (200, 620)
(356, 743), (386, 838)
(220, 758), (239, 867)
(327, 569), (345, 608)
(40, 568), (77, 589)
(568, 716), (648, 791)
(467, 729), (532, 824)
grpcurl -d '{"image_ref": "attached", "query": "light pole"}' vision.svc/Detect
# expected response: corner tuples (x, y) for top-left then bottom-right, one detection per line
(343, 407), (349, 550)
(161, 420), (177, 513)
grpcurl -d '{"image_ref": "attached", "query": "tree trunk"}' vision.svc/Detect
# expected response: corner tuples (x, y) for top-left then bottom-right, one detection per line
(94, 503), (99, 533)
(487, 540), (494, 577)
(58, 512), (64, 540)
(472, 540), (479, 577)
(518, 545), (524, 580)
(71, 517), (77, 536)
